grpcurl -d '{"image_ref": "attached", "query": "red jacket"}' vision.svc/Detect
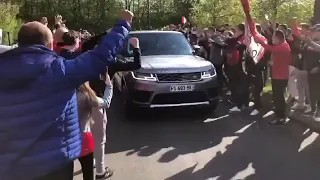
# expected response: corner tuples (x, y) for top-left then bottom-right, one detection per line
(255, 36), (291, 79)
(226, 35), (245, 66)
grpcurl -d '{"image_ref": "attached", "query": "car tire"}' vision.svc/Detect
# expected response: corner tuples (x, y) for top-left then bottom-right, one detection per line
(122, 82), (140, 120)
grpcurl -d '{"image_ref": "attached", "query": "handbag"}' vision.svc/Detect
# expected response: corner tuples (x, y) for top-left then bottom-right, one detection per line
(80, 132), (94, 157)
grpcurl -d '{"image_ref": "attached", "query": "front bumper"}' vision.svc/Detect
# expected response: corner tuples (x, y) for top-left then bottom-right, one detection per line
(127, 76), (220, 108)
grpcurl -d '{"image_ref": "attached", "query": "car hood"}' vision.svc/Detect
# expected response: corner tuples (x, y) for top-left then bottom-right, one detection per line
(138, 55), (213, 73)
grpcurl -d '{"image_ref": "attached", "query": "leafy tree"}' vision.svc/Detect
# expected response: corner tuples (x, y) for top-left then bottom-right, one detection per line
(0, 0), (315, 41)
(0, 2), (22, 45)
(191, 0), (314, 28)
(191, 0), (244, 27)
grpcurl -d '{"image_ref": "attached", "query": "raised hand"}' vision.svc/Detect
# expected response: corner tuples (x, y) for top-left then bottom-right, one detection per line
(128, 37), (139, 48)
(105, 74), (111, 86)
(55, 15), (63, 25)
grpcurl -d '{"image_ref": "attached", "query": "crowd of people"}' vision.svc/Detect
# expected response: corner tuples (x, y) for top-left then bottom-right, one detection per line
(162, 10), (320, 126)
(1, 1), (320, 180)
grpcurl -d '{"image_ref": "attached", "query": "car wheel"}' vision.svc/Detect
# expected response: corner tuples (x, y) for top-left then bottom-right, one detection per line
(122, 83), (140, 120)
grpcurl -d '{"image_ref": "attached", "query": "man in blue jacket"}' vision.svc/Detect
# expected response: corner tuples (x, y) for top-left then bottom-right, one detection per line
(0, 10), (133, 180)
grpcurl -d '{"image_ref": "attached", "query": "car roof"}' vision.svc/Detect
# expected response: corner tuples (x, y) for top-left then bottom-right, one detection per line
(129, 30), (182, 34)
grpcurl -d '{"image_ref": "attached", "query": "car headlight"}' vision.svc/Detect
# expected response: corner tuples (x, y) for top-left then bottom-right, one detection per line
(131, 72), (157, 81)
(201, 68), (216, 79)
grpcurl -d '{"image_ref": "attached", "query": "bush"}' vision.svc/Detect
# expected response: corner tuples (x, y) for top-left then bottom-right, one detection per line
(0, 2), (22, 45)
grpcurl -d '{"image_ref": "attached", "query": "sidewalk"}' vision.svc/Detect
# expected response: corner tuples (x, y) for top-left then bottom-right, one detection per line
(289, 110), (320, 133)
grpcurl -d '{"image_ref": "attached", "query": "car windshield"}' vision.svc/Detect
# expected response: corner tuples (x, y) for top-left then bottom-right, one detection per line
(128, 32), (193, 56)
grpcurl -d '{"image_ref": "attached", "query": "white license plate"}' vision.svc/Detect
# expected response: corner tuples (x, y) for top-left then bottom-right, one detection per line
(170, 85), (194, 92)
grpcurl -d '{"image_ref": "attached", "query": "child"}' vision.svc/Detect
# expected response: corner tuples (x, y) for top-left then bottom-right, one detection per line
(58, 31), (113, 180)
(254, 30), (292, 125)
(76, 80), (112, 180)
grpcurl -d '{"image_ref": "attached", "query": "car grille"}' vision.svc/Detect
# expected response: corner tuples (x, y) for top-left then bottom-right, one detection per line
(151, 92), (207, 104)
(156, 72), (202, 82)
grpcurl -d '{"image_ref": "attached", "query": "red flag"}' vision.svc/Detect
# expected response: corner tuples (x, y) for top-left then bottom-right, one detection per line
(241, 0), (266, 64)
(182, 16), (187, 24)
(240, 0), (250, 17)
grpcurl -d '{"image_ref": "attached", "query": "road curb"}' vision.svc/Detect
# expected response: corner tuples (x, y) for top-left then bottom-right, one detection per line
(289, 111), (320, 133)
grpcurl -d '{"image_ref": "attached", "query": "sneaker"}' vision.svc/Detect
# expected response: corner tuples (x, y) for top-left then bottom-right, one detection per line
(250, 109), (260, 116)
(229, 106), (241, 112)
(268, 118), (286, 126)
(96, 167), (114, 180)
(292, 104), (305, 111)
(314, 110), (320, 122)
(305, 105), (315, 115)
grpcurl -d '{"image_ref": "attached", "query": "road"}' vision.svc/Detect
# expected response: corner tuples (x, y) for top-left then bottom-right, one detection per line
(73, 97), (320, 180)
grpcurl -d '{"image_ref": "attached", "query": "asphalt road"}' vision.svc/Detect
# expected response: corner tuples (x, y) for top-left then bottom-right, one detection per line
(73, 97), (320, 180)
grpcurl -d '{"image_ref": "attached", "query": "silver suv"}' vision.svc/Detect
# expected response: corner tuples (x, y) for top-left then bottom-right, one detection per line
(114, 31), (220, 116)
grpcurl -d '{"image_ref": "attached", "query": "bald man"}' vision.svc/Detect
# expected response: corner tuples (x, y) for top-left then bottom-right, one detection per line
(0, 10), (133, 180)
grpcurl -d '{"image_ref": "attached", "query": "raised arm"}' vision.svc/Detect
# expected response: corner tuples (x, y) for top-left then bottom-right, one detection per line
(253, 35), (282, 52)
(305, 38), (320, 52)
(289, 18), (301, 38)
(57, 10), (134, 87)
(94, 74), (113, 108)
(109, 37), (141, 72)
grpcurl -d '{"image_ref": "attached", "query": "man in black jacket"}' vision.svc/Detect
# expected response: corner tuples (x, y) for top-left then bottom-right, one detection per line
(81, 34), (141, 96)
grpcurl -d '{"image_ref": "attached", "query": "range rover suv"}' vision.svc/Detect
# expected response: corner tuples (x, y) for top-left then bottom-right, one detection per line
(114, 31), (220, 116)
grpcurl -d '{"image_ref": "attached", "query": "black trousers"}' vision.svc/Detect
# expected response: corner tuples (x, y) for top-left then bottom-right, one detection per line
(308, 73), (320, 110)
(228, 64), (249, 108)
(272, 79), (288, 118)
(34, 162), (74, 180)
(215, 64), (228, 90)
(78, 153), (94, 180)
(249, 70), (264, 110)
(263, 65), (270, 87)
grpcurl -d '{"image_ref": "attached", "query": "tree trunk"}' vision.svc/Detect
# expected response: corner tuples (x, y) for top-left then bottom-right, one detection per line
(314, 0), (320, 25)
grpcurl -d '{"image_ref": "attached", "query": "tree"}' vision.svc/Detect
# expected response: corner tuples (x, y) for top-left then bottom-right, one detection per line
(191, 0), (246, 27)
(0, 0), (315, 38)
(314, 0), (320, 24)
(0, 2), (22, 45)
(191, 0), (314, 27)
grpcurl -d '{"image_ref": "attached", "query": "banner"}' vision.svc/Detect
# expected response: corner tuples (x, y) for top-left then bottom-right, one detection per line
(244, 22), (266, 64)
(0, 29), (2, 45)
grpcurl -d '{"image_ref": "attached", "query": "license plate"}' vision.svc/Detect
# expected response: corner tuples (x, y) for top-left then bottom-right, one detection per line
(170, 85), (194, 92)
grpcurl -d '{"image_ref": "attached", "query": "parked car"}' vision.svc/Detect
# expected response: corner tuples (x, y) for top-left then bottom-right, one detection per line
(114, 31), (220, 117)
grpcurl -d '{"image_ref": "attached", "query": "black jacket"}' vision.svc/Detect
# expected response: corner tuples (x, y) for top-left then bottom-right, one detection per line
(81, 32), (141, 97)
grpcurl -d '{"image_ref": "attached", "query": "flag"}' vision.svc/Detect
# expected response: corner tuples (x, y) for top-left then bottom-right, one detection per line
(244, 22), (267, 64)
(240, 0), (250, 17)
(182, 16), (187, 24)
